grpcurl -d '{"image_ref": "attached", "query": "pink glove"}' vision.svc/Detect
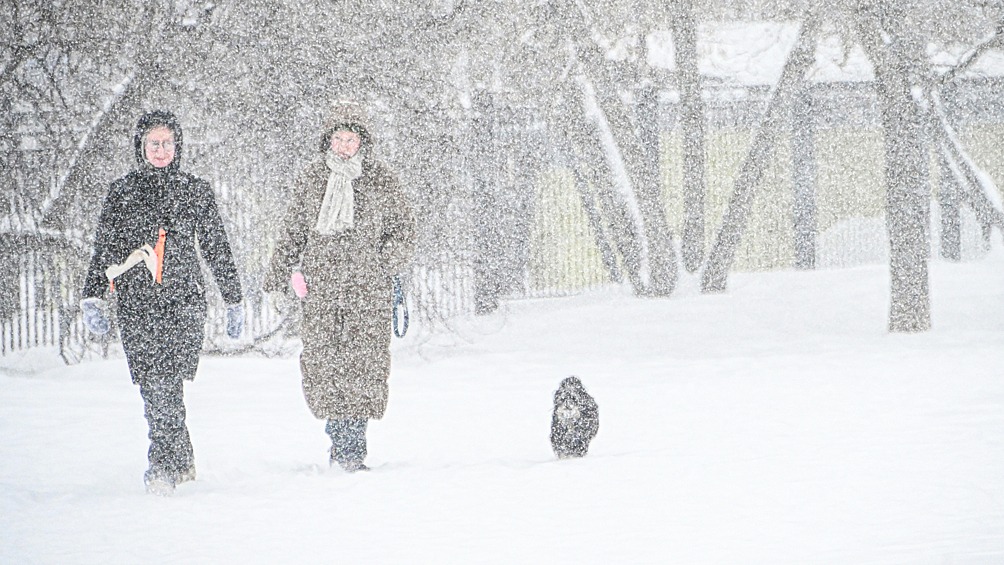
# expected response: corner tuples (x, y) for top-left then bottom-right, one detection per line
(291, 272), (308, 298)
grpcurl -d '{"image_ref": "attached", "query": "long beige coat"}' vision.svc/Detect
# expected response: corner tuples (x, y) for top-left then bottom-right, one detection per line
(265, 150), (416, 420)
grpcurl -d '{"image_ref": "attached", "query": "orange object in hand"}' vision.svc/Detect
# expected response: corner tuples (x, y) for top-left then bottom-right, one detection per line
(153, 227), (166, 284)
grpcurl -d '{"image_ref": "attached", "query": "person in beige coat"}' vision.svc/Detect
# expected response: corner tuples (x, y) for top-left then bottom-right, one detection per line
(264, 100), (416, 472)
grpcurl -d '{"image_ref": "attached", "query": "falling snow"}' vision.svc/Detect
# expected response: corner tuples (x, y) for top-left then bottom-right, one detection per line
(3, 1), (1004, 563)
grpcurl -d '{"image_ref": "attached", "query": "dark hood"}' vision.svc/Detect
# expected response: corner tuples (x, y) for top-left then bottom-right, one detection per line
(133, 110), (183, 172)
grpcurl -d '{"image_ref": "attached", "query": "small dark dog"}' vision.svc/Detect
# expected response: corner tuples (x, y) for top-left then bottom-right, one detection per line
(550, 376), (599, 459)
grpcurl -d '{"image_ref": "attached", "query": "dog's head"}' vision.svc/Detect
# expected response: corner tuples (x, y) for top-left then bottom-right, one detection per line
(554, 376), (587, 405)
(554, 376), (590, 422)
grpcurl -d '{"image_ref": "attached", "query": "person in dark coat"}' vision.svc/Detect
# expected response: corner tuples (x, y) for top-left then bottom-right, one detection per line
(80, 110), (244, 495)
(264, 99), (416, 472)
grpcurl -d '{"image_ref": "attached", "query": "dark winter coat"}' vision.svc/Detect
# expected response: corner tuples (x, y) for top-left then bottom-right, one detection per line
(264, 102), (416, 420)
(83, 111), (242, 383)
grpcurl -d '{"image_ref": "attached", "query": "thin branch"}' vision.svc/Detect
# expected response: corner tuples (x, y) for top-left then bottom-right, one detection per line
(40, 51), (70, 108)
(52, 70), (136, 192)
(10, 71), (62, 144)
(938, 25), (1004, 86)
(0, 41), (43, 87)
(11, 75), (49, 108)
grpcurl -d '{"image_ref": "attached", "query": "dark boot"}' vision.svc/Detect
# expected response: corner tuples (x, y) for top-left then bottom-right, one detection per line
(325, 418), (369, 472)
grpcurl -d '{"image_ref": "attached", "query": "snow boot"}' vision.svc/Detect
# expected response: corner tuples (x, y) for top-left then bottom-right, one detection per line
(340, 460), (370, 473)
(329, 446), (369, 473)
(144, 468), (176, 496)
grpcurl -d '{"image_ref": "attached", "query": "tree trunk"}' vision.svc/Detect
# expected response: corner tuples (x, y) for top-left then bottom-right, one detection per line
(542, 0), (677, 295)
(937, 145), (963, 261)
(555, 5), (677, 296)
(932, 101), (1004, 237)
(550, 82), (646, 292)
(580, 53), (677, 296)
(792, 80), (817, 270)
(701, 17), (818, 293)
(510, 106), (542, 293)
(856, 5), (931, 332)
(634, 81), (678, 294)
(670, 0), (708, 274)
(472, 91), (504, 315)
(547, 100), (624, 286)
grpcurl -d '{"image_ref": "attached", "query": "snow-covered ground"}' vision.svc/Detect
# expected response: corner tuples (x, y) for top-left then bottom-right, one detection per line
(3, 252), (1003, 564)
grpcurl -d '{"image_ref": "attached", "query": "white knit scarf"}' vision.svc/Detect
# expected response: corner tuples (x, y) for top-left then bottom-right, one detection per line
(315, 151), (364, 235)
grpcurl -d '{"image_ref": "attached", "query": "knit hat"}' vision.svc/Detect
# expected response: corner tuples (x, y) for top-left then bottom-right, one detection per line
(133, 110), (183, 172)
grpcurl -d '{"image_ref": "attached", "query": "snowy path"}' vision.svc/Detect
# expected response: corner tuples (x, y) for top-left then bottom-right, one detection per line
(3, 255), (1004, 564)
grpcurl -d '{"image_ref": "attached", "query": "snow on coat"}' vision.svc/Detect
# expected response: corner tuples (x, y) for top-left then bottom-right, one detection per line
(265, 103), (417, 420)
(83, 110), (243, 384)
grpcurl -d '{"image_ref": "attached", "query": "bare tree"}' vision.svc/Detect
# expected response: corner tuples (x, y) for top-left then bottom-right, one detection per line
(550, 0), (679, 297)
(701, 15), (820, 293)
(854, 1), (933, 332)
(670, 0), (709, 274)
